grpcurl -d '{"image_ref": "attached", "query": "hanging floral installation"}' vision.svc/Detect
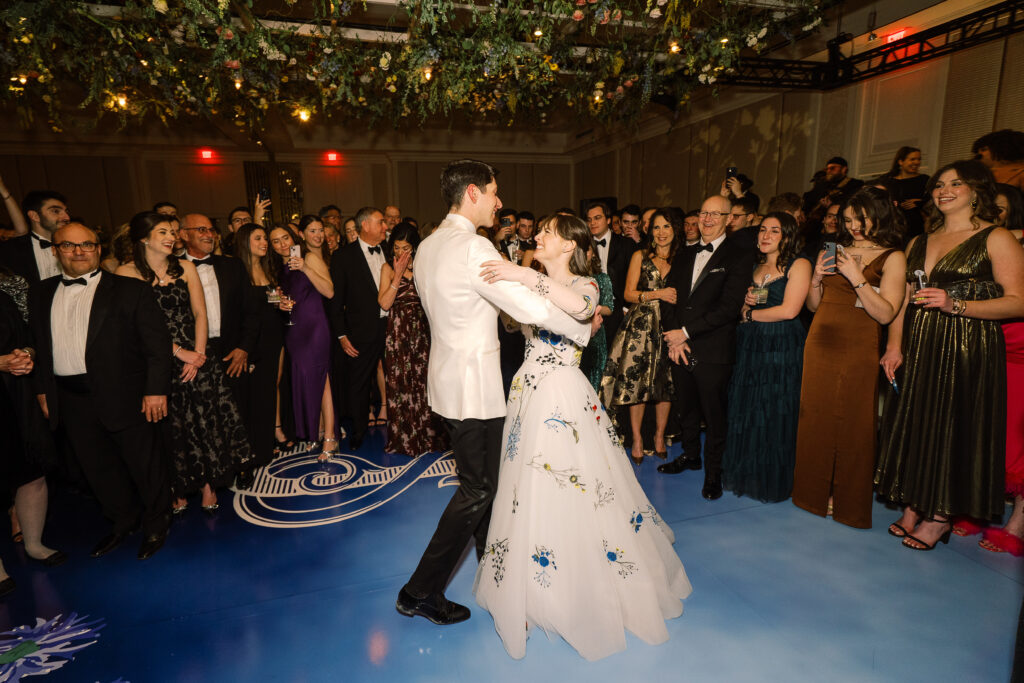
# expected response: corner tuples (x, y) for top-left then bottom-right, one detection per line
(0, 0), (828, 133)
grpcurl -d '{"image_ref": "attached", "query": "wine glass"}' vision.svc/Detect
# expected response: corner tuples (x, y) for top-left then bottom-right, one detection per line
(282, 294), (296, 325)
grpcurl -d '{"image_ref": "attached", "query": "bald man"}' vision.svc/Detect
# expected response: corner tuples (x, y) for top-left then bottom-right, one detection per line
(659, 195), (756, 501)
(29, 222), (173, 559)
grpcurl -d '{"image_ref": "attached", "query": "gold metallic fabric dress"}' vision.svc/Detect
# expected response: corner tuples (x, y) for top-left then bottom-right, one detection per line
(874, 227), (1006, 520)
(600, 256), (673, 410)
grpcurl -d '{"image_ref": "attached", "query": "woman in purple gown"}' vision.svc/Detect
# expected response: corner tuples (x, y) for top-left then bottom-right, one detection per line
(269, 219), (338, 459)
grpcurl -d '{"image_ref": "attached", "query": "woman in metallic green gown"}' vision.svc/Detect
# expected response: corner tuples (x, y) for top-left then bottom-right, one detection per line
(876, 160), (1024, 551)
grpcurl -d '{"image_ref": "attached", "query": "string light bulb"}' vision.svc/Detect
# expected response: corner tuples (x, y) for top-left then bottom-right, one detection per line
(669, 42), (680, 53)
(117, 95), (127, 108)
(18, 75), (27, 84)
(234, 79), (242, 89)
(720, 37), (729, 44)
(534, 28), (543, 37)
(297, 108), (310, 122)
(423, 67), (432, 81)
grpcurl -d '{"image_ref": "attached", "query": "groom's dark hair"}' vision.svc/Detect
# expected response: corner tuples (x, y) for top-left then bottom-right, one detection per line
(441, 159), (498, 210)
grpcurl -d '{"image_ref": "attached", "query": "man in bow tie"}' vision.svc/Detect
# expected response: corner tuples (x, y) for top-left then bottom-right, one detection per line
(28, 222), (173, 560)
(586, 201), (636, 344)
(329, 206), (389, 450)
(659, 195), (755, 501)
(0, 190), (69, 284)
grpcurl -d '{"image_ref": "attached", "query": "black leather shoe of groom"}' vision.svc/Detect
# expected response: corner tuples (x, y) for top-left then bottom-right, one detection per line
(702, 472), (724, 500)
(657, 456), (702, 474)
(396, 587), (471, 625)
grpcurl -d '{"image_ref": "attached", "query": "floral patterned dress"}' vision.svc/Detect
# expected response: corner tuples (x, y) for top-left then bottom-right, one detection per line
(600, 256), (673, 410)
(473, 276), (691, 662)
(383, 275), (448, 455)
(153, 279), (253, 496)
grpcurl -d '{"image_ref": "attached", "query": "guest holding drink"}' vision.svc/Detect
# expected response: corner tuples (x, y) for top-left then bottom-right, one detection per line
(274, 218), (339, 459)
(722, 213), (811, 502)
(377, 223), (447, 456)
(792, 187), (906, 528)
(877, 161), (1024, 550)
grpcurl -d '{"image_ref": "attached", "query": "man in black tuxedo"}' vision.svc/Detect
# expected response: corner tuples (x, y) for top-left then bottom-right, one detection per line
(586, 201), (636, 344)
(659, 195), (755, 500)
(0, 190), (70, 284)
(179, 213), (263, 471)
(29, 223), (173, 559)
(329, 206), (388, 450)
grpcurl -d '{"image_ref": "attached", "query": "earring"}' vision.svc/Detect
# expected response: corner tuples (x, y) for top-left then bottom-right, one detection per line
(970, 196), (978, 212)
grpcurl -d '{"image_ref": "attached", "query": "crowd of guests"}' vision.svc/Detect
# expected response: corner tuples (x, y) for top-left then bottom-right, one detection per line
(2, 128), (1024, 599)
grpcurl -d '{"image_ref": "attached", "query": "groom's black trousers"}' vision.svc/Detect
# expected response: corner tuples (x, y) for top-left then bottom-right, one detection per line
(406, 416), (502, 596)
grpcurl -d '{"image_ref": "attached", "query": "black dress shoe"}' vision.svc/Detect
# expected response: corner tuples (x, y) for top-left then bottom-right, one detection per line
(137, 530), (168, 560)
(235, 470), (255, 490)
(0, 576), (14, 598)
(30, 550), (68, 568)
(657, 456), (702, 474)
(396, 587), (470, 625)
(702, 473), (723, 500)
(90, 532), (128, 558)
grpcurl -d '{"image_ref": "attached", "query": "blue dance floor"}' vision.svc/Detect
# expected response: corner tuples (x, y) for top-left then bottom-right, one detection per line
(1, 429), (1021, 682)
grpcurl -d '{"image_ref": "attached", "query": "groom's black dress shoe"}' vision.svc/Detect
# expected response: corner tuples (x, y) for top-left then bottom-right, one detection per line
(137, 529), (168, 560)
(91, 532), (129, 558)
(657, 456), (702, 474)
(702, 473), (723, 500)
(396, 587), (470, 625)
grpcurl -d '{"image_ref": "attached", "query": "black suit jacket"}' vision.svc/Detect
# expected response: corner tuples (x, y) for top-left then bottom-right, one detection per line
(29, 272), (173, 432)
(664, 238), (756, 365)
(181, 255), (260, 354)
(0, 234), (42, 284)
(328, 241), (383, 348)
(602, 232), (637, 337)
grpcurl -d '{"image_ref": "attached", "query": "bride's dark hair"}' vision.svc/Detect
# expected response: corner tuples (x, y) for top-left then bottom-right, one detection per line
(549, 214), (594, 277)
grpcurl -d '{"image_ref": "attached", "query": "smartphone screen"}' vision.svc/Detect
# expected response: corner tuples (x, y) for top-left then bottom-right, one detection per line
(822, 242), (837, 273)
(726, 167), (737, 178)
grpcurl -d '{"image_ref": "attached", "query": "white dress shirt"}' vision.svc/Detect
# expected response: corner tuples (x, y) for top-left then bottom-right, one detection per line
(31, 232), (62, 280)
(690, 233), (728, 289)
(414, 213), (591, 420)
(51, 270), (102, 376)
(593, 229), (611, 274)
(186, 254), (221, 338)
(359, 238), (387, 318)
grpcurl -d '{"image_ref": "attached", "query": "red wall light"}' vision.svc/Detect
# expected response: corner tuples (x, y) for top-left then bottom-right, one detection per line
(324, 150), (341, 164)
(198, 148), (215, 162)
(886, 29), (907, 43)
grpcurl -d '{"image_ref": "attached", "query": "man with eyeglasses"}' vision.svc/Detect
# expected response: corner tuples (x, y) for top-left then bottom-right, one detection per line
(28, 222), (173, 560)
(660, 195), (756, 501)
(726, 195), (761, 251)
(0, 190), (69, 284)
(179, 214), (261, 476)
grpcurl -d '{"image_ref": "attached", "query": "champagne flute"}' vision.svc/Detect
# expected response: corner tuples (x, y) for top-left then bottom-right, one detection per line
(282, 293), (296, 325)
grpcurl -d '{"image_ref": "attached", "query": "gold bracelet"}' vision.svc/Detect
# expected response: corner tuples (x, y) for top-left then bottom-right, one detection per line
(639, 292), (645, 303)
(950, 298), (964, 316)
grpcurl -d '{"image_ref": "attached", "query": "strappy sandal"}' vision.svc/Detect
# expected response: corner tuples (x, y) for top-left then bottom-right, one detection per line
(902, 517), (952, 551)
(319, 437), (340, 462)
(979, 528), (1024, 556)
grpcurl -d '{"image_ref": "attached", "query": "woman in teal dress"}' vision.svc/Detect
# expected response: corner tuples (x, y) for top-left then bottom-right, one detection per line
(722, 212), (812, 502)
(580, 246), (614, 391)
(877, 161), (1024, 551)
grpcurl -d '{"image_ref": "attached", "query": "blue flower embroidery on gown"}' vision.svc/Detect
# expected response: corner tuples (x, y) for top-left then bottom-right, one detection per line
(472, 276), (692, 662)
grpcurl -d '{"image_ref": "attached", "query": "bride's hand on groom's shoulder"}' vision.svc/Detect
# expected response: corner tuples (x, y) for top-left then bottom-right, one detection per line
(480, 259), (525, 285)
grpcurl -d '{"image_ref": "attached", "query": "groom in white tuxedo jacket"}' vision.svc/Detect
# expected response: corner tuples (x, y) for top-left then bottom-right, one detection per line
(396, 159), (590, 625)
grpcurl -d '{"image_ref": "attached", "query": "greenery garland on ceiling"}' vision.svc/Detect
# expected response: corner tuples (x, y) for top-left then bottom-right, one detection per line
(0, 0), (827, 134)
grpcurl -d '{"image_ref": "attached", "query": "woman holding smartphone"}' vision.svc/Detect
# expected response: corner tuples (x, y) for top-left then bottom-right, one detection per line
(270, 220), (339, 460)
(791, 187), (906, 528)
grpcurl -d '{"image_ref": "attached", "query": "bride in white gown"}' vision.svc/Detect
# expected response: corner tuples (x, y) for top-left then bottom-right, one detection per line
(474, 214), (692, 662)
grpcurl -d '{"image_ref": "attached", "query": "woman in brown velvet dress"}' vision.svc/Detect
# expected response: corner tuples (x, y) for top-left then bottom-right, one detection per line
(792, 187), (907, 529)
(378, 223), (448, 456)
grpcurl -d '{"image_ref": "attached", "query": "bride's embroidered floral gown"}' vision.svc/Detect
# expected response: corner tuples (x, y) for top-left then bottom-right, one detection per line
(473, 277), (692, 662)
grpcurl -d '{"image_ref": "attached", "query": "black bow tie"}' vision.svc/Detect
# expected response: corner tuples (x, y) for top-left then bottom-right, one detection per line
(368, 246), (382, 255)
(698, 243), (714, 253)
(61, 277), (86, 286)
(594, 238), (607, 247)
(193, 257), (214, 267)
(32, 233), (53, 250)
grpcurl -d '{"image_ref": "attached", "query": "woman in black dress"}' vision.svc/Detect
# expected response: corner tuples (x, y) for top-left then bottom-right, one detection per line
(118, 212), (252, 514)
(879, 146), (928, 242)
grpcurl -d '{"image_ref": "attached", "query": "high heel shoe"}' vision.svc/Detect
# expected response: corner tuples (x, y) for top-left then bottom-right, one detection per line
(274, 425), (295, 453)
(902, 517), (952, 551)
(202, 503), (219, 517)
(319, 437), (340, 462)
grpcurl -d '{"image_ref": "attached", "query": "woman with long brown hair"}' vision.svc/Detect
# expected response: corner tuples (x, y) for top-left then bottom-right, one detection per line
(877, 160), (1024, 551)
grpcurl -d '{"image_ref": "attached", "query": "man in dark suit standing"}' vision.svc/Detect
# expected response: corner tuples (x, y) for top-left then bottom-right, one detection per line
(179, 213), (262, 472)
(329, 206), (388, 450)
(659, 195), (755, 500)
(29, 222), (173, 559)
(586, 201), (636, 344)
(0, 190), (70, 284)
